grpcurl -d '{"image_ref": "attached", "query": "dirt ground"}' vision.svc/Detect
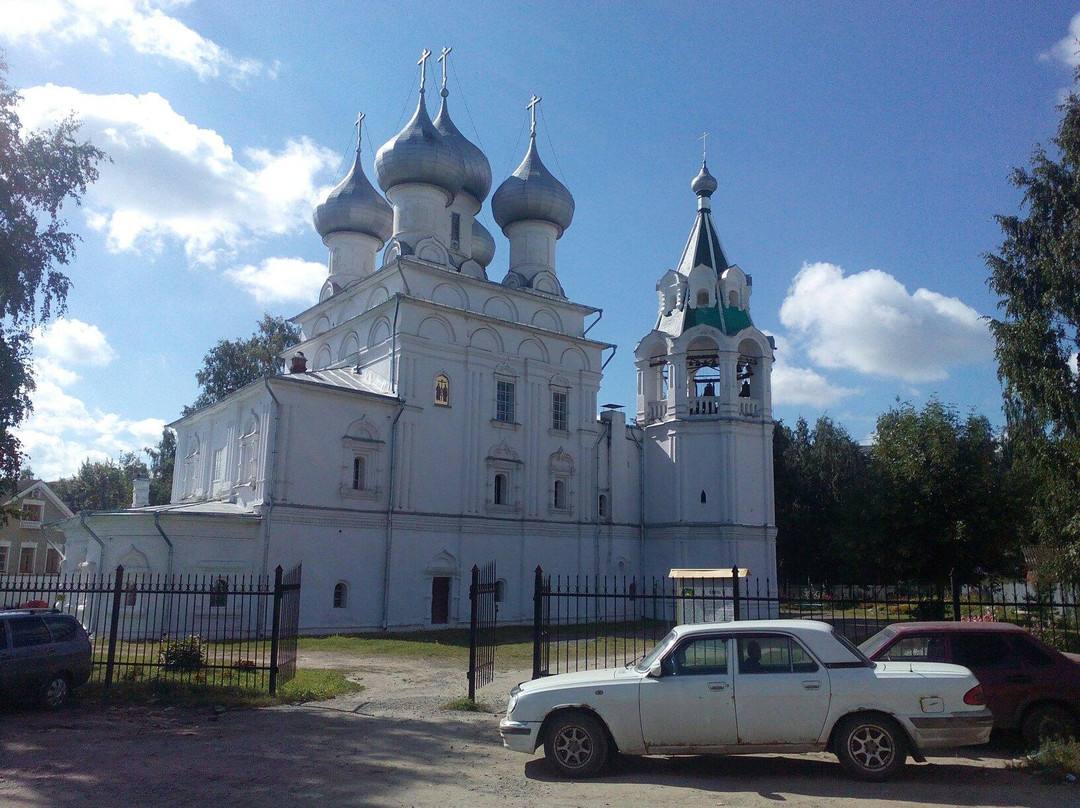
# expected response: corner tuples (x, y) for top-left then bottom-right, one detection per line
(1, 651), (1075, 808)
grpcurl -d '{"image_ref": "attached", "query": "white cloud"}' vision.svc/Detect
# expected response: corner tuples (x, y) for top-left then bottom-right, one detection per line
(0, 0), (273, 84)
(1044, 12), (1080, 69)
(17, 320), (164, 480)
(769, 334), (858, 406)
(17, 85), (339, 264)
(779, 262), (994, 383)
(225, 257), (326, 305)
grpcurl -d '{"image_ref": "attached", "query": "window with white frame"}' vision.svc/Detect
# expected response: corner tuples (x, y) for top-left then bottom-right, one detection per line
(341, 420), (382, 499)
(19, 546), (36, 573)
(237, 416), (259, 485)
(45, 549), (61, 575)
(496, 379), (516, 423)
(182, 436), (200, 498)
(211, 447), (226, 492)
(549, 448), (574, 515)
(551, 390), (568, 432)
(485, 441), (521, 512)
(19, 499), (44, 528)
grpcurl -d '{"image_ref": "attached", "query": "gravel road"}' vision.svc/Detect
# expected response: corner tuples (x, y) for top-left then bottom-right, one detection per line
(0, 652), (1072, 808)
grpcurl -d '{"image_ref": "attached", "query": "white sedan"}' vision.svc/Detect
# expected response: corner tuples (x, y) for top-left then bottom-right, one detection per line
(500, 619), (993, 781)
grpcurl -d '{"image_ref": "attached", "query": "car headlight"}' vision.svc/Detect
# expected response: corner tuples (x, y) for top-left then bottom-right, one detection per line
(507, 693), (519, 714)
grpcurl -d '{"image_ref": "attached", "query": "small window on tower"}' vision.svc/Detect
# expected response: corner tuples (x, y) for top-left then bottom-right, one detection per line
(697, 290), (709, 307)
(450, 213), (461, 250)
(700, 490), (707, 504)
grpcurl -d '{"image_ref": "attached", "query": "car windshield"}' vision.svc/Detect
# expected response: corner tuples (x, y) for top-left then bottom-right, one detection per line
(857, 627), (896, 658)
(634, 630), (677, 673)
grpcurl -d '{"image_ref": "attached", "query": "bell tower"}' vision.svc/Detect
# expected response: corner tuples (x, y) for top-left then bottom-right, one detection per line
(634, 159), (777, 582)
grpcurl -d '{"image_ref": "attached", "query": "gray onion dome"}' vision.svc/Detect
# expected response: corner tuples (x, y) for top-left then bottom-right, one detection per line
(314, 146), (393, 242)
(471, 219), (496, 267)
(491, 137), (575, 236)
(375, 91), (466, 198)
(434, 89), (491, 203)
(692, 161), (718, 198)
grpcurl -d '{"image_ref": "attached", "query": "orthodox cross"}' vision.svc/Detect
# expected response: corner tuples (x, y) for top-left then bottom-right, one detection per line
(527, 94), (542, 138)
(438, 46), (452, 91)
(700, 131), (709, 161)
(354, 111), (365, 151)
(417, 48), (432, 92)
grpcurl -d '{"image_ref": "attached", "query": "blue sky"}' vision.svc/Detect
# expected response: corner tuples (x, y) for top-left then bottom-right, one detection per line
(4, 1), (1077, 480)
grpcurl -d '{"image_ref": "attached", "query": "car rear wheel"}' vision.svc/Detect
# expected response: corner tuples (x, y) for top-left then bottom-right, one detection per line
(1021, 703), (1078, 746)
(544, 711), (609, 778)
(41, 673), (70, 710)
(834, 714), (906, 781)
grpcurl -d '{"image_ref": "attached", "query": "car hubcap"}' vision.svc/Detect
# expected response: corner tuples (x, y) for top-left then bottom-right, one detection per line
(554, 725), (593, 768)
(45, 678), (67, 707)
(849, 724), (894, 770)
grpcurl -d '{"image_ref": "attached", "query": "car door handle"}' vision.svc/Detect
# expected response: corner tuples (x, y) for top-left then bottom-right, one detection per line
(708, 682), (729, 691)
(802, 681), (822, 691)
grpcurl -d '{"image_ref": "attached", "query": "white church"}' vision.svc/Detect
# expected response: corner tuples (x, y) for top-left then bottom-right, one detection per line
(59, 54), (778, 632)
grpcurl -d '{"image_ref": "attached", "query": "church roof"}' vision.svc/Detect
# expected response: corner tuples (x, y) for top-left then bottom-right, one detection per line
(433, 89), (492, 203)
(676, 204), (728, 276)
(313, 137), (393, 243)
(276, 367), (399, 399)
(492, 135), (575, 236)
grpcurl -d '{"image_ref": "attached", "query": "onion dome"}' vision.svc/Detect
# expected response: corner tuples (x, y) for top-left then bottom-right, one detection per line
(492, 135), (575, 236)
(314, 133), (393, 243)
(375, 90), (466, 198)
(691, 161), (718, 198)
(434, 88), (491, 203)
(471, 219), (496, 267)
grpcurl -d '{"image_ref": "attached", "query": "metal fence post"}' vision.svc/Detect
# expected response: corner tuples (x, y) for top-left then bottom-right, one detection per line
(468, 565), (479, 702)
(104, 565), (125, 688)
(532, 566), (543, 680)
(269, 565), (283, 696)
(951, 577), (962, 621)
(732, 565), (741, 621)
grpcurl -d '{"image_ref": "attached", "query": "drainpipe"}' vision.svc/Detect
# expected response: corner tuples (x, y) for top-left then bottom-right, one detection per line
(592, 418), (609, 577)
(583, 308), (603, 337)
(601, 345), (617, 372)
(389, 294), (402, 392)
(628, 424), (646, 573)
(261, 379), (282, 578)
(153, 512), (175, 577)
(79, 511), (107, 557)
(381, 402), (407, 630)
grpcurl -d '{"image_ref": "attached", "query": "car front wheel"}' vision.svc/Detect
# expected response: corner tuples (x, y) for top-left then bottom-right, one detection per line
(41, 673), (70, 710)
(834, 714), (906, 781)
(543, 710), (609, 778)
(1021, 703), (1078, 746)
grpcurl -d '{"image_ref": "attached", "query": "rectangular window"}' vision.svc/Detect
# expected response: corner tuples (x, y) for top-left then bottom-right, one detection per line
(0, 546), (7, 573)
(20, 502), (43, 524)
(450, 212), (461, 250)
(551, 391), (568, 432)
(212, 448), (225, 484)
(352, 456), (366, 490)
(45, 549), (61, 575)
(496, 380), (516, 423)
(19, 547), (35, 574)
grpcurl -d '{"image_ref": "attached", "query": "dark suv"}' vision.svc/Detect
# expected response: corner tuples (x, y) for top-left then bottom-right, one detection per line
(0, 609), (92, 709)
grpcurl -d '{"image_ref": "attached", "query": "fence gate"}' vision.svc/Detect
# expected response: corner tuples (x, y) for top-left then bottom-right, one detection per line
(468, 561), (497, 701)
(269, 563), (302, 695)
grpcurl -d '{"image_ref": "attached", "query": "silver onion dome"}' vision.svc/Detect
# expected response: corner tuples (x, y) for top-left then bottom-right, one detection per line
(434, 89), (491, 203)
(692, 161), (718, 198)
(491, 136), (575, 236)
(375, 91), (466, 198)
(314, 144), (393, 242)
(471, 219), (496, 267)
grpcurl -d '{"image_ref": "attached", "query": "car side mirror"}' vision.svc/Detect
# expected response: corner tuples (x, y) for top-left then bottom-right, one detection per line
(648, 659), (664, 678)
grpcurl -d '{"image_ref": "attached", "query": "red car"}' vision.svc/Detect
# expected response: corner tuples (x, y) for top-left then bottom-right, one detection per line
(859, 622), (1080, 745)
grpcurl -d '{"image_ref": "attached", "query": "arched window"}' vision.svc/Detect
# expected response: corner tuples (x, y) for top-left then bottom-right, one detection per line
(701, 490), (707, 504)
(333, 582), (348, 609)
(495, 579), (506, 604)
(554, 479), (566, 509)
(598, 493), (609, 519)
(494, 473), (507, 505)
(435, 374), (450, 405)
(728, 290), (738, 307)
(696, 290), (709, 307)
(353, 456), (366, 490)
(125, 582), (138, 607)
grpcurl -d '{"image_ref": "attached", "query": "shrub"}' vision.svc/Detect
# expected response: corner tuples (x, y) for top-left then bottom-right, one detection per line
(159, 635), (205, 670)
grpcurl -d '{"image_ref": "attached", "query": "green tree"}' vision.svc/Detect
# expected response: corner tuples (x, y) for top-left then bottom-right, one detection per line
(986, 75), (1080, 580)
(185, 314), (300, 414)
(0, 55), (106, 491)
(52, 452), (148, 513)
(145, 427), (175, 506)
(774, 416), (877, 583)
(871, 400), (1013, 584)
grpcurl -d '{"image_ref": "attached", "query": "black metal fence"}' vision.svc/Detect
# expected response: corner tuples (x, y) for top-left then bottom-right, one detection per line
(0, 564), (302, 694)
(468, 561), (497, 701)
(531, 567), (1080, 678)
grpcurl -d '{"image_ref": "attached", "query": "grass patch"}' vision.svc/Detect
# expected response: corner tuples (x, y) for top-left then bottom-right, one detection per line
(1019, 739), (1080, 780)
(298, 625), (537, 667)
(442, 697), (489, 712)
(81, 668), (361, 709)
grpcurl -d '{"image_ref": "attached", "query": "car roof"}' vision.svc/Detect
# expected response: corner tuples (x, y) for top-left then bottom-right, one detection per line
(672, 619), (861, 665)
(883, 621), (1026, 634)
(0, 608), (65, 617)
